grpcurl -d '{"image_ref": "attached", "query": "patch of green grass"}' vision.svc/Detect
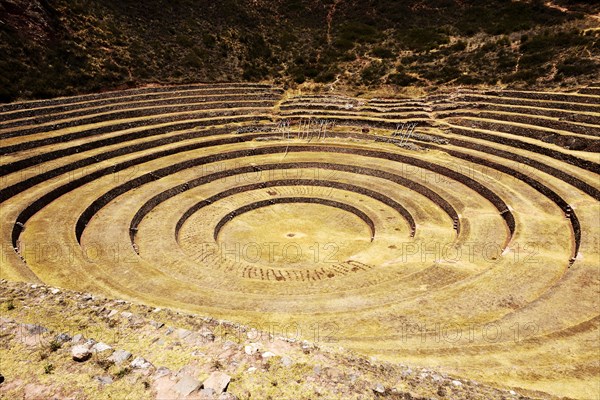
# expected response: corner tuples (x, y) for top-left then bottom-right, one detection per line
(96, 358), (115, 372)
(115, 367), (131, 379)
(44, 363), (54, 374)
(49, 340), (62, 353)
(211, 358), (223, 370)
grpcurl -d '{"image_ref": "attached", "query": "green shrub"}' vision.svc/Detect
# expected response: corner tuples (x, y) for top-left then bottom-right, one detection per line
(115, 367), (131, 379)
(202, 33), (216, 48)
(360, 61), (387, 85)
(49, 340), (62, 352)
(398, 28), (449, 52)
(333, 38), (354, 51)
(184, 51), (203, 68)
(244, 34), (272, 59)
(176, 34), (194, 48)
(96, 358), (115, 371)
(497, 50), (518, 71)
(521, 30), (586, 54)
(421, 65), (461, 83)
(503, 70), (539, 84)
(372, 46), (396, 59)
(387, 72), (418, 86)
(450, 41), (467, 51)
(242, 63), (268, 81)
(340, 51), (357, 62)
(520, 52), (552, 68)
(339, 22), (380, 43)
(293, 73), (306, 84)
(497, 36), (511, 47)
(557, 58), (598, 77)
(456, 74), (483, 85)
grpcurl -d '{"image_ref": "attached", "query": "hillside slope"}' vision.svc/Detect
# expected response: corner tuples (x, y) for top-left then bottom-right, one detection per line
(0, 0), (599, 102)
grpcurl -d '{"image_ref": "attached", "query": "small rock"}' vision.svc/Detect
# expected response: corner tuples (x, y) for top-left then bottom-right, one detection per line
(451, 380), (462, 387)
(149, 320), (164, 329)
(199, 327), (215, 342)
(247, 367), (257, 373)
(373, 383), (385, 394)
(120, 312), (133, 319)
(108, 350), (132, 365)
(31, 284), (38, 289)
(280, 356), (293, 367)
(130, 316), (145, 326)
(153, 307), (162, 313)
(165, 327), (174, 335)
(94, 375), (113, 385)
(71, 334), (84, 343)
(244, 343), (261, 355)
(246, 328), (260, 340)
(153, 366), (171, 380)
(22, 324), (47, 335)
(313, 366), (322, 376)
(106, 310), (118, 318)
(72, 344), (92, 362)
(50, 288), (61, 295)
(176, 328), (192, 339)
(203, 371), (231, 394)
(172, 375), (201, 396)
(509, 390), (517, 396)
(92, 342), (112, 353)
(81, 294), (93, 301)
(54, 333), (72, 344)
(130, 356), (152, 369)
(261, 351), (276, 359)
(200, 388), (215, 397)
(301, 341), (311, 353)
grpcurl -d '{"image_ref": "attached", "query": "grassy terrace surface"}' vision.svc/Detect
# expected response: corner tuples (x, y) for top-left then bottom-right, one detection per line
(0, 83), (599, 399)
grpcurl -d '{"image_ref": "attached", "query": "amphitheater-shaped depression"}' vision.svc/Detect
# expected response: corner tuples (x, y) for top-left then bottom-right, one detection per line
(1, 84), (598, 397)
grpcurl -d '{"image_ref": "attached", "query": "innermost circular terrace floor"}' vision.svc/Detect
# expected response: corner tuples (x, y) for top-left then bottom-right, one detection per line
(216, 203), (373, 268)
